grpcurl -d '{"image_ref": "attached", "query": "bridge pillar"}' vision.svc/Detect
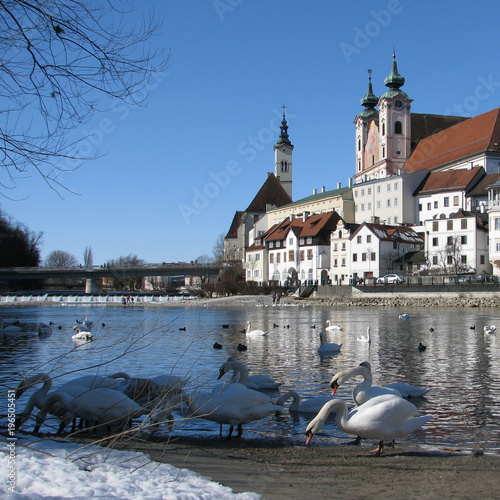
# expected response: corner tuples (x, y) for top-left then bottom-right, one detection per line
(85, 277), (102, 294)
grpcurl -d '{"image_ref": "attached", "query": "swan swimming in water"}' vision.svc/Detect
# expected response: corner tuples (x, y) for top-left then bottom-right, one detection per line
(221, 358), (282, 390)
(244, 320), (267, 337)
(330, 362), (402, 405)
(72, 326), (93, 342)
(398, 313), (410, 319)
(484, 325), (497, 334)
(305, 396), (433, 455)
(357, 326), (371, 343)
(275, 390), (335, 414)
(326, 320), (342, 331)
(318, 332), (342, 354)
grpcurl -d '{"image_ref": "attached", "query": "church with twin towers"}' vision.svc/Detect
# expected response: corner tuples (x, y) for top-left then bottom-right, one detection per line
(224, 54), (500, 285)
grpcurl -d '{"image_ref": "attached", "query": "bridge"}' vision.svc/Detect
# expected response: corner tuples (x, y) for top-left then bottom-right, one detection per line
(0, 262), (223, 293)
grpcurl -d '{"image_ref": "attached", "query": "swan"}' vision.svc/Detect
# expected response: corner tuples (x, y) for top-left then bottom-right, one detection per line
(33, 387), (145, 434)
(149, 373), (190, 395)
(385, 382), (430, 398)
(245, 320), (267, 336)
(330, 362), (401, 405)
(72, 326), (93, 342)
(275, 390), (335, 414)
(0, 318), (23, 339)
(154, 384), (283, 438)
(484, 325), (497, 334)
(398, 313), (410, 319)
(318, 333), (342, 354)
(305, 396), (433, 455)
(220, 358), (282, 390)
(326, 320), (342, 331)
(357, 326), (371, 343)
(38, 323), (53, 337)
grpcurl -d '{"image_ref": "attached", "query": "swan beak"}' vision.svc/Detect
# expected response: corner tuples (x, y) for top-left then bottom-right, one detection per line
(217, 367), (226, 380)
(330, 381), (339, 397)
(305, 430), (314, 445)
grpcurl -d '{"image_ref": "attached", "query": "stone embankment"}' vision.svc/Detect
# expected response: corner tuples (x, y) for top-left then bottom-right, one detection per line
(303, 294), (500, 308)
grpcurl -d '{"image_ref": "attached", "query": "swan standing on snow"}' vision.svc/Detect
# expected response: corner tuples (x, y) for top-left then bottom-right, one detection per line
(326, 320), (342, 331)
(275, 390), (334, 414)
(318, 332), (342, 354)
(244, 320), (267, 336)
(330, 362), (401, 405)
(357, 326), (371, 343)
(305, 396), (433, 455)
(221, 358), (282, 390)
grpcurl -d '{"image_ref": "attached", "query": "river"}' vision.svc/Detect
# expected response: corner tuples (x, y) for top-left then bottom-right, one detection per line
(1, 298), (499, 453)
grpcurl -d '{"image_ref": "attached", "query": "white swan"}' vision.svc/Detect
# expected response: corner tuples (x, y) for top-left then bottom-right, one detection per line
(221, 358), (282, 390)
(33, 387), (145, 434)
(326, 320), (342, 331)
(318, 333), (342, 354)
(157, 383), (283, 438)
(305, 396), (433, 455)
(275, 390), (335, 414)
(245, 320), (267, 336)
(38, 323), (53, 337)
(72, 326), (93, 342)
(357, 326), (371, 343)
(330, 362), (401, 405)
(398, 313), (410, 319)
(385, 382), (430, 398)
(149, 373), (190, 395)
(484, 325), (497, 334)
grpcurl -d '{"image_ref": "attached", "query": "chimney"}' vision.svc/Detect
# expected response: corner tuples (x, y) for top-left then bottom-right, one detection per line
(290, 213), (295, 220)
(313, 188), (317, 195)
(303, 211), (309, 222)
(348, 177), (353, 188)
(322, 185), (326, 192)
(337, 182), (341, 189)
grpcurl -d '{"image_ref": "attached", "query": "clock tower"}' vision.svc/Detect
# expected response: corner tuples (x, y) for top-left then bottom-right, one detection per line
(274, 107), (294, 199)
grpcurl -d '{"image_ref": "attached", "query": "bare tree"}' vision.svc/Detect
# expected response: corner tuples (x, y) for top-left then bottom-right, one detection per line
(212, 233), (225, 263)
(0, 1), (169, 194)
(44, 250), (78, 268)
(83, 246), (93, 269)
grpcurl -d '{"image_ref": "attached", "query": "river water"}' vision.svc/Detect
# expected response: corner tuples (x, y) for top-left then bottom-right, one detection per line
(1, 300), (499, 454)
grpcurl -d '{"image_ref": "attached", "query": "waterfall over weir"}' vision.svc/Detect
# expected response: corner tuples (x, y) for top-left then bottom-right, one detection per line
(0, 293), (196, 304)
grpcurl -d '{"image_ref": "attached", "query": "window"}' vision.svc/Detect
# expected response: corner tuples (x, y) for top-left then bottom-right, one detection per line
(289, 238), (293, 245)
(270, 254), (274, 263)
(461, 219), (467, 229)
(357, 236), (362, 243)
(461, 255), (467, 264)
(253, 270), (260, 277)
(387, 217), (392, 224)
(371, 252), (376, 261)
(307, 249), (313, 260)
(334, 259), (338, 267)
(395, 121), (402, 134)
(447, 220), (453, 230)
(432, 256), (438, 265)
(432, 237), (438, 246)
(361, 188), (365, 196)
(387, 184), (391, 192)
(276, 241), (281, 248)
(299, 238), (305, 245)
(377, 201), (381, 209)
(434, 201), (438, 209)
(497, 243), (500, 252)
(368, 187), (372, 195)
(341, 258), (346, 267)
(394, 183), (398, 191)
(394, 197), (398, 206)
(387, 199), (391, 208)
(338, 230), (342, 238)
(480, 255), (485, 264)
(447, 256), (453, 264)
(362, 253), (367, 261)
(300, 250), (305, 261)
(496, 218), (500, 230)
(427, 203), (431, 210)
(255, 254), (260, 261)
(367, 235), (371, 243)
(453, 196), (459, 206)
(355, 190), (359, 198)
(341, 242), (346, 250)
(283, 252), (286, 262)
(269, 242), (274, 249)
(433, 221), (438, 231)
(461, 235), (467, 245)
(377, 185), (381, 193)
(394, 216), (398, 224)
(334, 243), (338, 251)
(447, 236), (453, 245)
(444, 197), (449, 207)
(353, 253), (357, 262)
(247, 270), (251, 278)
(361, 203), (365, 211)
(419, 204), (422, 211)
(307, 237), (312, 244)
(247, 255), (252, 262)
(368, 202), (372, 210)
(276, 253), (281, 263)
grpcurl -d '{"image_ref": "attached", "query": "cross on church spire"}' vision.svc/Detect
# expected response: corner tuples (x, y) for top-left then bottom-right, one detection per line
(281, 104), (287, 117)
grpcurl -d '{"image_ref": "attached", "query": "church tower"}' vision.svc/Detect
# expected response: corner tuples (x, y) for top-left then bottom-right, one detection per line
(377, 53), (412, 177)
(354, 54), (412, 183)
(274, 107), (294, 199)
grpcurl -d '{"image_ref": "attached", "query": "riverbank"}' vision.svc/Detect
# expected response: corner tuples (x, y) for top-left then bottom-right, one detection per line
(83, 434), (500, 500)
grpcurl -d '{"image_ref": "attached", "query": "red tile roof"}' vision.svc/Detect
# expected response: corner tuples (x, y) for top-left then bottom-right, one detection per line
(245, 173), (292, 212)
(413, 167), (484, 195)
(404, 108), (500, 173)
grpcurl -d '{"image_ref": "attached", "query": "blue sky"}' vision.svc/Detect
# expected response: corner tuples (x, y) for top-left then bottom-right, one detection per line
(2, 0), (500, 266)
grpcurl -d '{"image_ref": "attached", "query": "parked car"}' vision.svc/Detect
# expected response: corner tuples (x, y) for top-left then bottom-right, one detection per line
(376, 274), (403, 284)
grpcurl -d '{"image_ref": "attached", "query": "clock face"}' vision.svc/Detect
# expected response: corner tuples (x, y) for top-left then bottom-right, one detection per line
(394, 99), (403, 110)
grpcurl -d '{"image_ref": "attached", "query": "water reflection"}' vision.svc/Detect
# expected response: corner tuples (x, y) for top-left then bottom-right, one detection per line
(1, 303), (499, 452)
